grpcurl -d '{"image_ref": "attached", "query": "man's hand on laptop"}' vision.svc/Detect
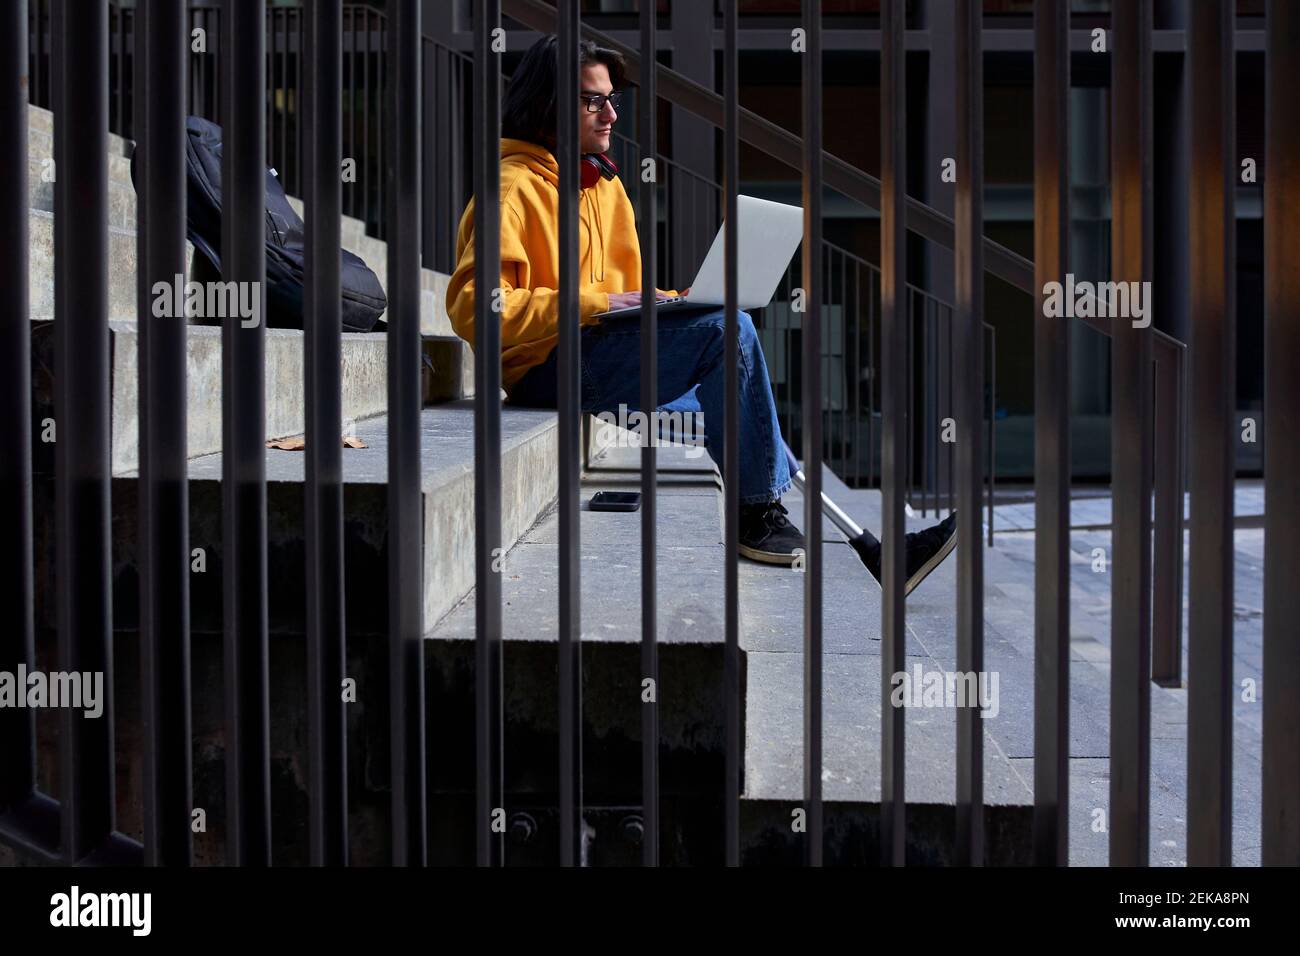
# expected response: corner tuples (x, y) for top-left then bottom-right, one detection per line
(606, 289), (676, 310)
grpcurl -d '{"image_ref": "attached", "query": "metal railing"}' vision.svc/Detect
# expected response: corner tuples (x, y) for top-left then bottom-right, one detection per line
(30, 0), (994, 526)
(604, 131), (998, 521)
(3, 0), (1295, 870)
(26, 0), (392, 238)
(415, 31), (989, 514)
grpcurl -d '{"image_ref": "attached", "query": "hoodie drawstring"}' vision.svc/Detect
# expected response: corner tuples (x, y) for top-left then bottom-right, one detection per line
(583, 190), (592, 283)
(583, 187), (606, 283)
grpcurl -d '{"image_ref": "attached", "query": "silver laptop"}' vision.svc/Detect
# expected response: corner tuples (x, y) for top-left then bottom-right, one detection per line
(596, 194), (804, 319)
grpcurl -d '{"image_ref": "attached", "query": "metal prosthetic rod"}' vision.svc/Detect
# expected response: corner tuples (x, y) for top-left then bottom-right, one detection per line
(789, 467), (864, 539)
(781, 440), (882, 571)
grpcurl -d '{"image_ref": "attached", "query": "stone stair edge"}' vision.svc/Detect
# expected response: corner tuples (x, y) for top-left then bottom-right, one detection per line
(27, 103), (459, 335)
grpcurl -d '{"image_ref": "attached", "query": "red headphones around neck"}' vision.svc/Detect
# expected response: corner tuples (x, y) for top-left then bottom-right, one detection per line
(580, 152), (619, 190)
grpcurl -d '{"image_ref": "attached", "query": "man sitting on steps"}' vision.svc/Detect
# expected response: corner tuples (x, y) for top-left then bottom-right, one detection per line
(446, 34), (956, 588)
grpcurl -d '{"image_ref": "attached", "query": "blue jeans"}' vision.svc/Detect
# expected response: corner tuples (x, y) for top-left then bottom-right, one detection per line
(507, 306), (793, 505)
(661, 387), (803, 482)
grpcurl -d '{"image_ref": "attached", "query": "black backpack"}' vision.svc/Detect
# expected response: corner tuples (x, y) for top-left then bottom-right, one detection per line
(130, 115), (387, 332)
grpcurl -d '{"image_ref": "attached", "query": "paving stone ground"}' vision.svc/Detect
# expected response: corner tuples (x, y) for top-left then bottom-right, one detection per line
(919, 483), (1263, 865)
(440, 428), (1265, 866)
(747, 475), (1266, 866)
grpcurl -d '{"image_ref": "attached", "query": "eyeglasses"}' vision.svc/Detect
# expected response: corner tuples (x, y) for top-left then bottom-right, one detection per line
(580, 91), (623, 113)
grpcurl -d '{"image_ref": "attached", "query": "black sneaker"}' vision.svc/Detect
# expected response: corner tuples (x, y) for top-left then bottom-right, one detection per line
(851, 511), (959, 596)
(738, 499), (806, 565)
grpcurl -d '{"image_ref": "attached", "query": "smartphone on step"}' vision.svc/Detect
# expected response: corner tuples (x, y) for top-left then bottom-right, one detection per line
(588, 491), (641, 512)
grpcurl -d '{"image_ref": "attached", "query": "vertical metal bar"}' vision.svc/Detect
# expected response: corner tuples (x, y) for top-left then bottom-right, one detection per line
(115, 4), (123, 136)
(215, 8), (222, 122)
(187, 8), (194, 113)
(1032, 0), (1070, 868)
(138, 0), (193, 868)
(1183, 46), (1236, 839)
(953, 0), (985, 867)
(54, 0), (115, 863)
(785, 261), (792, 444)
(854, 266), (861, 486)
(266, 8), (274, 168)
(295, 7), (303, 198)
(928, 300), (936, 511)
(472, 0), (504, 869)
(282, 8), (289, 179)
(1152, 345), (1183, 687)
(907, 299), (913, 511)
(304, 0), (348, 867)
(1109, 0), (1154, 867)
(364, 9), (371, 234)
(377, 12), (386, 241)
(947, 306), (955, 516)
(879, 0), (906, 868)
(924, 300), (933, 517)
(557, 0), (583, 868)
(1186, 1), (1236, 867)
(839, 253), (847, 473)
(27, 0), (34, 108)
(295, 5), (301, 199)
(194, 10), (202, 118)
(1262, 0), (1300, 866)
(280, 8), (288, 182)
(987, 326), (995, 547)
(39, 0), (46, 109)
(196, 9), (205, 117)
(723, 0), (740, 868)
(933, 300), (940, 514)
(345, 6), (354, 222)
(868, 270), (875, 489)
(938, 302), (945, 514)
(427, 41), (442, 269)
(421, 37), (434, 269)
(917, 299), (925, 516)
(221, 0), (271, 866)
(128, 8), (134, 138)
(936, 302), (944, 515)
(0, 0), (36, 818)
(801, 0), (824, 869)
(641, 0), (662, 869)
(387, 0), (426, 867)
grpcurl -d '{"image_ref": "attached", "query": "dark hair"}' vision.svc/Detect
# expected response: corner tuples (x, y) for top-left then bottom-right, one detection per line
(501, 34), (628, 149)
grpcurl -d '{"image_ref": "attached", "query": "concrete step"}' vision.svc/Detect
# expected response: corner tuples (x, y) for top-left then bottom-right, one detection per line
(28, 101), (131, 148)
(26, 102), (459, 338)
(27, 124), (136, 230)
(28, 202), (458, 340)
(420, 440), (736, 862)
(736, 480), (1035, 864)
(189, 400), (555, 634)
(285, 210), (457, 336)
(31, 320), (392, 475)
(285, 194), (380, 267)
(26, 103), (134, 172)
(31, 320), (474, 475)
(26, 208), (196, 322)
(32, 401), (559, 639)
(29, 401), (558, 862)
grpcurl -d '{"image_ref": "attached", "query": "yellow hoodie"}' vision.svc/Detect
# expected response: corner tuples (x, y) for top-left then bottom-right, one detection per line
(445, 138), (677, 392)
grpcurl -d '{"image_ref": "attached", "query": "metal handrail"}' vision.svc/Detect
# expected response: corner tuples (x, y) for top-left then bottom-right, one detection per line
(503, 0), (1035, 292)
(501, 0), (1186, 365)
(605, 129), (996, 511)
(497, 0), (1183, 575)
(424, 38), (987, 505)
